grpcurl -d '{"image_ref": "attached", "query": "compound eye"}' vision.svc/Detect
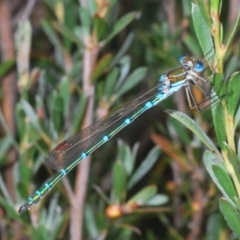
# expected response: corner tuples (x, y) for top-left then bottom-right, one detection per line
(194, 61), (204, 72)
(180, 56), (188, 64)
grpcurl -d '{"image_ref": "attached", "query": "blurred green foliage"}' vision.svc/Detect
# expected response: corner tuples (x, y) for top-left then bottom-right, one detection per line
(0, 0), (240, 239)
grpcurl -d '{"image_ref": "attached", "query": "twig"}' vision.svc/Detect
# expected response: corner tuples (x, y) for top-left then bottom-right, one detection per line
(69, 36), (100, 240)
(0, 0), (17, 204)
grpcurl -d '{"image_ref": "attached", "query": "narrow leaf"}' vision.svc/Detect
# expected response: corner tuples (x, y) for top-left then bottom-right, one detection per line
(110, 32), (135, 68)
(145, 194), (169, 206)
(225, 10), (240, 51)
(128, 146), (160, 189)
(21, 100), (41, 132)
(102, 12), (140, 45)
(114, 55), (131, 91)
(204, 151), (236, 206)
(228, 72), (240, 118)
(0, 59), (15, 78)
(112, 161), (126, 204)
(219, 198), (240, 239)
(128, 185), (157, 205)
(93, 16), (107, 41)
(212, 165), (237, 205)
(223, 143), (240, 184)
(105, 68), (119, 102)
(211, 101), (226, 149)
(196, 0), (211, 28)
(116, 139), (134, 176)
(59, 76), (70, 118)
(192, 3), (215, 64)
(79, 6), (90, 36)
(91, 53), (113, 82)
(116, 67), (147, 99)
(166, 110), (220, 154)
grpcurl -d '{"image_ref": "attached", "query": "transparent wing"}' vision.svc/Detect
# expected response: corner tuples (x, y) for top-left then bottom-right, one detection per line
(45, 81), (172, 170)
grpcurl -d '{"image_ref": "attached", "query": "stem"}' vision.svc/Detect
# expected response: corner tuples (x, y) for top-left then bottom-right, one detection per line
(69, 35), (99, 240)
(211, 9), (224, 72)
(223, 102), (235, 153)
(0, 0), (17, 205)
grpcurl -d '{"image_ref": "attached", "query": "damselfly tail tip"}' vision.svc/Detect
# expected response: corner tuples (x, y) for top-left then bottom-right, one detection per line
(18, 203), (30, 215)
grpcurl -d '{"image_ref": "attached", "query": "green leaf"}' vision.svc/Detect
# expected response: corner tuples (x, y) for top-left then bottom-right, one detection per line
(85, 204), (99, 239)
(31, 225), (49, 240)
(206, 212), (225, 239)
(51, 22), (81, 46)
(116, 139), (134, 176)
(92, 184), (110, 204)
(114, 55), (131, 91)
(105, 68), (119, 102)
(91, 53), (113, 82)
(145, 194), (169, 206)
(112, 161), (126, 204)
(21, 100), (41, 132)
(225, 11), (240, 52)
(166, 110), (220, 154)
(128, 146), (160, 189)
(0, 136), (13, 164)
(192, 3), (215, 64)
(93, 16), (108, 41)
(86, 0), (96, 16)
(211, 73), (227, 149)
(116, 67), (147, 99)
(0, 195), (19, 220)
(228, 72), (240, 118)
(225, 55), (239, 80)
(211, 100), (226, 149)
(223, 143), (240, 184)
(128, 185), (157, 205)
(0, 59), (15, 78)
(204, 151), (237, 205)
(41, 20), (63, 61)
(72, 94), (87, 134)
(116, 140), (139, 176)
(109, 32), (135, 68)
(196, 0), (211, 28)
(59, 76), (70, 118)
(238, 138), (240, 163)
(169, 117), (191, 145)
(52, 91), (63, 132)
(102, 12), (140, 45)
(235, 104), (240, 129)
(79, 6), (90, 36)
(211, 72), (225, 94)
(212, 165), (237, 205)
(219, 198), (240, 239)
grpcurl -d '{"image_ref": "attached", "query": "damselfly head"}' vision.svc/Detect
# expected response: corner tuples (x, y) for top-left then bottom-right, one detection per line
(180, 56), (204, 73)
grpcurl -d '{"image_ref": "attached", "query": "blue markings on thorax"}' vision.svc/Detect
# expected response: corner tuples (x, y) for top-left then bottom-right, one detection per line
(159, 75), (166, 82)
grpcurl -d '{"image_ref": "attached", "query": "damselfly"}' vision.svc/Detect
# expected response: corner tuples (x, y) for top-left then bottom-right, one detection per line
(18, 55), (210, 214)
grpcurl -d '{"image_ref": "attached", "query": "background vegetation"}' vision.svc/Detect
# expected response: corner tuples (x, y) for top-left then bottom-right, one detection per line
(0, 0), (239, 239)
